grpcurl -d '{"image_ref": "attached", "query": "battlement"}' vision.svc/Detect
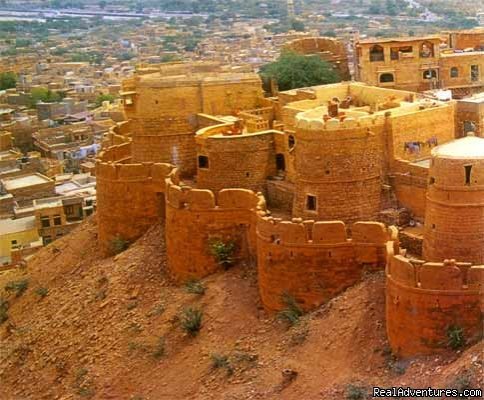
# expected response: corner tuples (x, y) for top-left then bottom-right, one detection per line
(257, 216), (397, 311)
(257, 216), (396, 246)
(165, 177), (266, 212)
(386, 252), (483, 357)
(295, 110), (386, 132)
(387, 255), (483, 292)
(96, 141), (175, 254)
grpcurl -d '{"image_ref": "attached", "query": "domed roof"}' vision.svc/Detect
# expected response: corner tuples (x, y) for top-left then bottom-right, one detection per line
(432, 134), (484, 160)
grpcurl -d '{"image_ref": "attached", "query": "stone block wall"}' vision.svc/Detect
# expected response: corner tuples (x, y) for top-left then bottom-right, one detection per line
(390, 159), (429, 219)
(292, 120), (384, 223)
(386, 254), (483, 357)
(196, 124), (281, 194)
(165, 175), (266, 283)
(257, 219), (396, 311)
(96, 141), (174, 254)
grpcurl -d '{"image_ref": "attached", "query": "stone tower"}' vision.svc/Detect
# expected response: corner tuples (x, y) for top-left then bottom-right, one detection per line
(291, 108), (383, 223)
(423, 133), (484, 263)
(120, 69), (262, 176)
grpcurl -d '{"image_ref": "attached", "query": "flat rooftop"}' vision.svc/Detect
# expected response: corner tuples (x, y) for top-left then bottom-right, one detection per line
(0, 216), (36, 235)
(2, 174), (52, 191)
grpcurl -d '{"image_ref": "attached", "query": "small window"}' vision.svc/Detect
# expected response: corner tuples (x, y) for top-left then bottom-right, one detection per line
(11, 240), (17, 245)
(450, 67), (458, 78)
(65, 205), (74, 215)
(464, 121), (476, 134)
(471, 65), (479, 82)
(43, 236), (52, 245)
(306, 195), (317, 211)
(53, 215), (62, 226)
(41, 217), (50, 228)
(429, 177), (435, 184)
(380, 73), (394, 83)
(420, 42), (434, 58)
(288, 135), (295, 150)
(423, 69), (437, 80)
(85, 208), (93, 217)
(276, 154), (285, 172)
(198, 155), (209, 169)
(369, 45), (384, 62)
(465, 165), (472, 185)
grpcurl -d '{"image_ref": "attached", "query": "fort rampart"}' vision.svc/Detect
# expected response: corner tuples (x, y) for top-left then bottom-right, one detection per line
(257, 218), (397, 311)
(386, 254), (483, 357)
(165, 173), (265, 283)
(96, 137), (174, 254)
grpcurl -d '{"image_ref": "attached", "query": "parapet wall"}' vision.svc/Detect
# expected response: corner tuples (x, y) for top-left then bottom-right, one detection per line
(257, 218), (397, 311)
(196, 124), (281, 194)
(96, 143), (174, 254)
(386, 254), (483, 357)
(165, 174), (266, 283)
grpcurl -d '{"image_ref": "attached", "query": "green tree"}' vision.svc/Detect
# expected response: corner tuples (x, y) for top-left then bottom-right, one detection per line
(259, 51), (340, 92)
(0, 72), (17, 90)
(290, 19), (305, 32)
(94, 94), (115, 107)
(28, 88), (61, 108)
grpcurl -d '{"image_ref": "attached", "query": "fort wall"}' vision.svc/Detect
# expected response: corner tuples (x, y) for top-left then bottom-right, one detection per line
(257, 218), (396, 311)
(196, 124), (281, 194)
(386, 254), (483, 357)
(390, 159), (429, 219)
(292, 119), (385, 223)
(165, 175), (266, 283)
(95, 141), (173, 254)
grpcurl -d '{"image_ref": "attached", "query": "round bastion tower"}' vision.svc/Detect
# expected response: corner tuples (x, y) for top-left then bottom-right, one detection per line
(423, 133), (484, 264)
(291, 106), (384, 223)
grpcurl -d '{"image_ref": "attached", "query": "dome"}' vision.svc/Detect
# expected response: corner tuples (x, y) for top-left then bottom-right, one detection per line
(432, 134), (484, 160)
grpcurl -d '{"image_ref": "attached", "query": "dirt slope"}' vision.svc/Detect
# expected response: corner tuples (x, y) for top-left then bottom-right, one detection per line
(0, 218), (482, 400)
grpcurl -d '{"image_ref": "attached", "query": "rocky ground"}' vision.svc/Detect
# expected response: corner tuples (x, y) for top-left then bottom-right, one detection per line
(0, 218), (482, 400)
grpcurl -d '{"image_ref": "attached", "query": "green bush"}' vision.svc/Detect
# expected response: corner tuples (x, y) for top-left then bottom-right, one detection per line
(110, 236), (129, 255)
(180, 307), (203, 336)
(152, 337), (165, 359)
(5, 279), (29, 297)
(277, 293), (303, 326)
(346, 384), (367, 400)
(447, 325), (465, 350)
(209, 239), (235, 269)
(210, 353), (233, 375)
(35, 287), (49, 298)
(185, 279), (206, 295)
(0, 297), (9, 324)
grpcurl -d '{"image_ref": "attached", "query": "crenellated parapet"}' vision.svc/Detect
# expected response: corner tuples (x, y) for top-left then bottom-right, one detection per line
(165, 174), (266, 283)
(96, 138), (175, 254)
(257, 217), (398, 311)
(386, 254), (483, 357)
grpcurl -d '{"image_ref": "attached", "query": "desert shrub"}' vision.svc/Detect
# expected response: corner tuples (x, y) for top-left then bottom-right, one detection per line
(210, 353), (233, 375)
(209, 239), (235, 269)
(0, 297), (9, 324)
(152, 337), (166, 359)
(110, 236), (129, 255)
(346, 384), (367, 400)
(35, 287), (49, 298)
(277, 293), (303, 326)
(5, 279), (29, 297)
(185, 279), (206, 295)
(447, 325), (465, 350)
(180, 307), (203, 336)
(449, 370), (474, 399)
(147, 303), (165, 317)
